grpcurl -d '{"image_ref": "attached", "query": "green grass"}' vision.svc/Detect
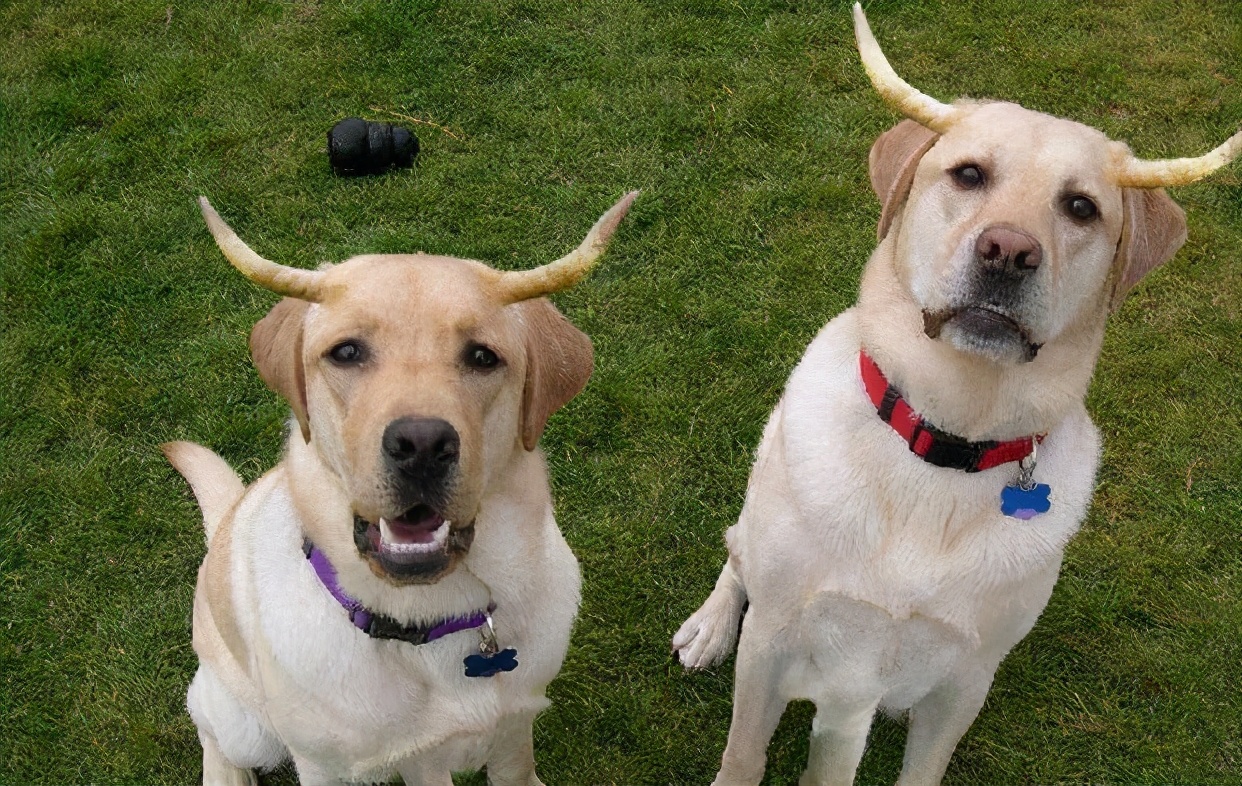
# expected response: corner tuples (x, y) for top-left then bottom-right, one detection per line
(2, 0), (1240, 783)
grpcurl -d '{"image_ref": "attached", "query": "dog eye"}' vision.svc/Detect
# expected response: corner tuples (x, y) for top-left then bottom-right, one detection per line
(950, 164), (986, 190)
(328, 341), (366, 365)
(464, 344), (501, 370)
(1065, 195), (1099, 221)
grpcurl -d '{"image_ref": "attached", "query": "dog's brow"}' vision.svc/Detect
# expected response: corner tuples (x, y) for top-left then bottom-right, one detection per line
(1059, 180), (1097, 197)
(945, 154), (994, 172)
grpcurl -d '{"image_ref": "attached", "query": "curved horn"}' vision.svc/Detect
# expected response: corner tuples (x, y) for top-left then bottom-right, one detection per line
(853, 3), (958, 134)
(496, 191), (639, 304)
(1114, 128), (1242, 188)
(198, 197), (326, 301)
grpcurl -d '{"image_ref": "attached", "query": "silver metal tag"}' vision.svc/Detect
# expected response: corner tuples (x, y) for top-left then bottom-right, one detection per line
(479, 614), (500, 656)
(1017, 440), (1038, 491)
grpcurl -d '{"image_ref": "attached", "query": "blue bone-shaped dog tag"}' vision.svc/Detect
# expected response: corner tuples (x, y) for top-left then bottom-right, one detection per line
(1000, 483), (1051, 520)
(464, 648), (519, 678)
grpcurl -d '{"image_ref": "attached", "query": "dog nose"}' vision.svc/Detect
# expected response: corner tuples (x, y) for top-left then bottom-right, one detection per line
(975, 226), (1042, 276)
(382, 418), (460, 479)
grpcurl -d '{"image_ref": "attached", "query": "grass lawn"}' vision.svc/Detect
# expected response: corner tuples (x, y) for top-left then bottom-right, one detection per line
(2, 0), (1240, 782)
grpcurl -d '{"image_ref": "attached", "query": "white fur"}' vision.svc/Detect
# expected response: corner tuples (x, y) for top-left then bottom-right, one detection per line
(675, 312), (1098, 785)
(669, 90), (1186, 784)
(175, 197), (630, 785)
(188, 454), (579, 784)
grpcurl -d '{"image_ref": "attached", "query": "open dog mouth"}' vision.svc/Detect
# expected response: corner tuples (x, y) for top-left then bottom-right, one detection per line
(923, 306), (1042, 362)
(353, 504), (474, 583)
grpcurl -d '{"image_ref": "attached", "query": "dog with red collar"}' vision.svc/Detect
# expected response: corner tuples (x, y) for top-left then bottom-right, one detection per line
(673, 6), (1240, 784)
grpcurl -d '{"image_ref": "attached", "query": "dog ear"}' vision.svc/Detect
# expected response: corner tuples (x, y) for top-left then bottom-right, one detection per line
(869, 119), (940, 241)
(517, 298), (594, 452)
(250, 297), (312, 443)
(1108, 188), (1188, 311)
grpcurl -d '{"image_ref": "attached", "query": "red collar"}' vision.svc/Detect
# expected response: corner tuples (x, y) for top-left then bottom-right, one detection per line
(859, 351), (1040, 472)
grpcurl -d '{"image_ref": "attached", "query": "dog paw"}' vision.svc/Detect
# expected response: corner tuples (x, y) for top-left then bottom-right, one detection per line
(671, 594), (743, 671)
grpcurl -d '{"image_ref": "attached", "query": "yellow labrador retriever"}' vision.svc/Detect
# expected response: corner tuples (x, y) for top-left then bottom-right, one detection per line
(164, 191), (635, 785)
(673, 6), (1239, 784)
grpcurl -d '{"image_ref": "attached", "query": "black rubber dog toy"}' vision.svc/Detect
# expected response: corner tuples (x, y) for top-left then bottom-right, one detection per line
(327, 117), (418, 176)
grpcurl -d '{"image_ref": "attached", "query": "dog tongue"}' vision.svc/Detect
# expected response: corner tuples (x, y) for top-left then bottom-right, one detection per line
(383, 509), (445, 544)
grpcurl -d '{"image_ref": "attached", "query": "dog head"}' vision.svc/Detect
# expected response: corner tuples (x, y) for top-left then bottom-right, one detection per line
(856, 3), (1239, 366)
(200, 193), (636, 584)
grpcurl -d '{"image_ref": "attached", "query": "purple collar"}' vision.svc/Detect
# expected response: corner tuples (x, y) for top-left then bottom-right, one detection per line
(304, 540), (492, 646)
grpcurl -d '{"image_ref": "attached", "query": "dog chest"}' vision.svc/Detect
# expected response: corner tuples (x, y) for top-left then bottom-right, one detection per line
(735, 312), (1101, 644)
(217, 475), (577, 779)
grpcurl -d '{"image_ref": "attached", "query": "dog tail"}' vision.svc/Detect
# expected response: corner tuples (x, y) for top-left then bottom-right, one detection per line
(161, 441), (245, 543)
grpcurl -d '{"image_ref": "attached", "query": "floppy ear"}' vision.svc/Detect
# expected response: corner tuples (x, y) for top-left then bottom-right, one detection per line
(1108, 187), (1187, 311)
(516, 298), (594, 452)
(869, 119), (940, 241)
(249, 297), (312, 443)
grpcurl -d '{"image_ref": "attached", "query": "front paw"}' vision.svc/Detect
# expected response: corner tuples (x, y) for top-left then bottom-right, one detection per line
(672, 596), (743, 670)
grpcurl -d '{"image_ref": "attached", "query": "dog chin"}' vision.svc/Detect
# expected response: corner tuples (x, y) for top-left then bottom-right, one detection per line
(923, 306), (1042, 364)
(352, 505), (475, 585)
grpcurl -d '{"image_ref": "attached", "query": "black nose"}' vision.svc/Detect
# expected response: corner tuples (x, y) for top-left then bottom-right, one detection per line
(975, 226), (1043, 276)
(382, 417), (460, 482)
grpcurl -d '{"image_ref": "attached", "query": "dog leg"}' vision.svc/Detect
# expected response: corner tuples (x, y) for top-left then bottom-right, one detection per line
(711, 616), (787, 785)
(289, 755), (353, 786)
(395, 756), (455, 786)
(896, 673), (993, 786)
(673, 561), (747, 670)
(484, 711), (543, 786)
(798, 701), (879, 786)
(201, 733), (257, 786)
(188, 666), (280, 785)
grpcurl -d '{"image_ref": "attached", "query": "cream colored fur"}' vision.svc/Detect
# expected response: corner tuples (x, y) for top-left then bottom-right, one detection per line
(673, 98), (1200, 786)
(164, 199), (633, 784)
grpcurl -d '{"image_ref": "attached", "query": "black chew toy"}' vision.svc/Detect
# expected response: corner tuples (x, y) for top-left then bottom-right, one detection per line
(327, 117), (418, 176)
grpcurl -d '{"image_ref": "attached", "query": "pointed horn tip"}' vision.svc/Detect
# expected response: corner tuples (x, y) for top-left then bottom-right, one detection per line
(197, 195), (217, 220)
(606, 189), (641, 223)
(853, 3), (880, 55)
(494, 192), (639, 304)
(196, 196), (249, 252)
(610, 187), (641, 218)
(618, 188), (641, 211)
(1116, 126), (1242, 188)
(193, 198), (326, 302)
(197, 196), (231, 238)
(586, 190), (640, 252)
(849, 3), (957, 135)
(852, 3), (868, 34)
(1224, 126), (1242, 158)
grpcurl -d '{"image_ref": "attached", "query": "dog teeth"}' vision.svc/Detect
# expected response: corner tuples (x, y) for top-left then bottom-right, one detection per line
(378, 518), (451, 554)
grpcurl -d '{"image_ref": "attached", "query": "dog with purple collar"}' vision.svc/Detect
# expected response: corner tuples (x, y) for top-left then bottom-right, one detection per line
(673, 6), (1240, 785)
(164, 192), (635, 785)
